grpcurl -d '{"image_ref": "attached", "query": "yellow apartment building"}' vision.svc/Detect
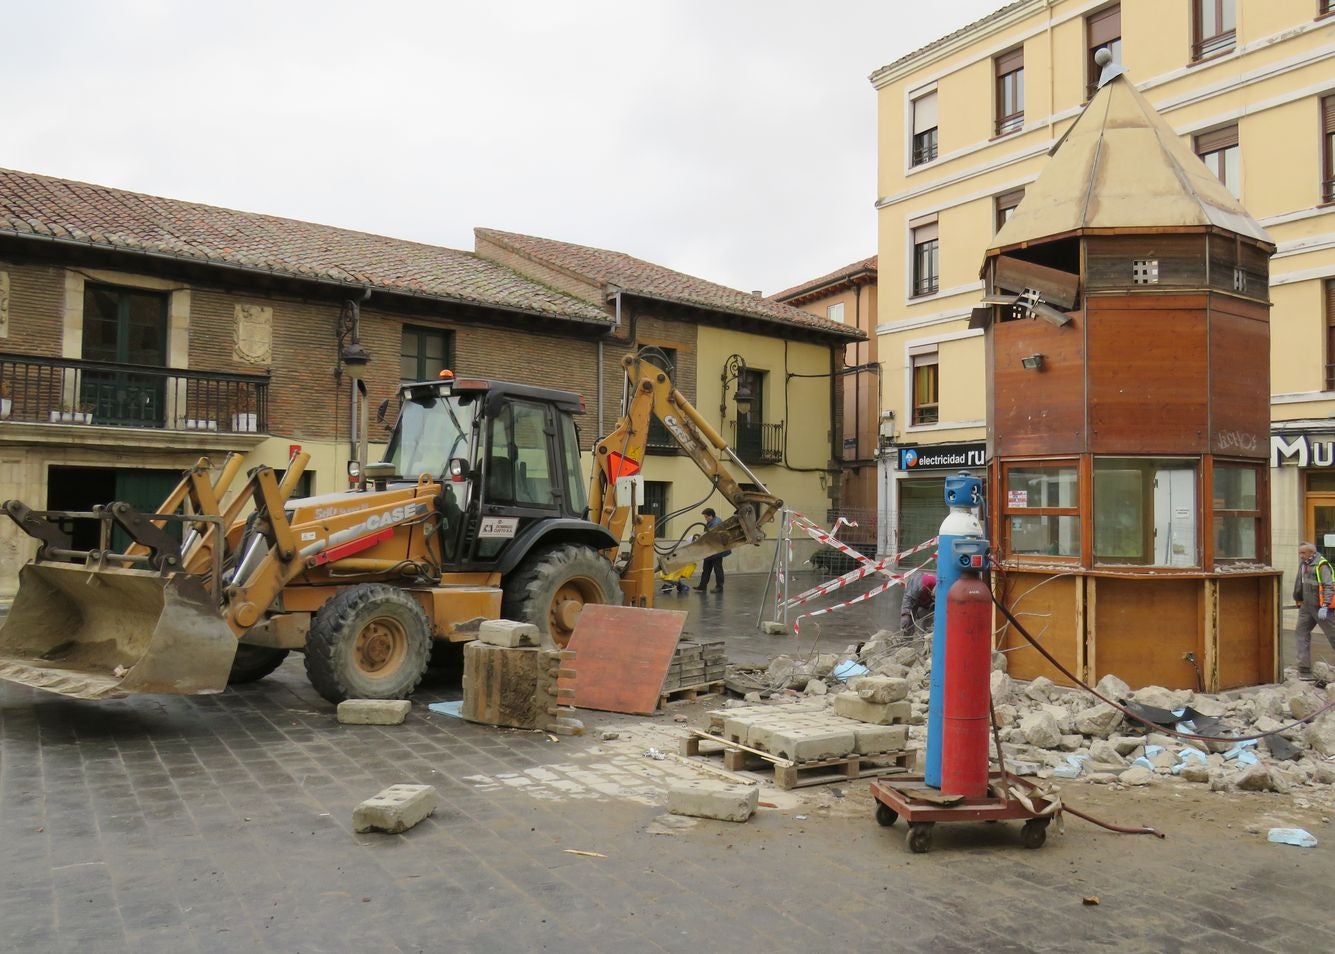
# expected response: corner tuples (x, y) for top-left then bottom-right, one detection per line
(871, 0), (1335, 577)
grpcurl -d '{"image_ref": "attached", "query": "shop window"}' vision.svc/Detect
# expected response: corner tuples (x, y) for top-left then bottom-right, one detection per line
(1321, 94), (1334, 204)
(995, 188), (1026, 231)
(911, 220), (939, 297)
(1213, 463), (1260, 561)
(1003, 462), (1080, 558)
(911, 90), (939, 165)
(898, 477), (947, 568)
(995, 47), (1024, 136)
(1192, 0), (1236, 60)
(1094, 458), (1198, 567)
(1086, 4), (1122, 99)
(1195, 125), (1240, 199)
(910, 350), (938, 426)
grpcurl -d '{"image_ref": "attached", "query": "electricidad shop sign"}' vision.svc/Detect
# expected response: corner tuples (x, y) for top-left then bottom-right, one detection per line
(898, 442), (987, 470)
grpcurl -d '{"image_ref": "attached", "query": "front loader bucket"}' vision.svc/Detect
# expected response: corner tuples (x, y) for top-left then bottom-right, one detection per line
(0, 563), (238, 700)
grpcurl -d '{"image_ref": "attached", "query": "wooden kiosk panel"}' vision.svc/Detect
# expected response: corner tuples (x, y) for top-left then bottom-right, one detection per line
(1086, 298), (1208, 453)
(995, 571), (1082, 684)
(992, 314), (1086, 457)
(1089, 577), (1202, 690)
(1216, 575), (1278, 689)
(1208, 308), (1271, 459)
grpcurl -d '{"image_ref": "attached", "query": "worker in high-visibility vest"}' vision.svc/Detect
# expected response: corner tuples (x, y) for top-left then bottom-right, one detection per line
(1293, 542), (1335, 679)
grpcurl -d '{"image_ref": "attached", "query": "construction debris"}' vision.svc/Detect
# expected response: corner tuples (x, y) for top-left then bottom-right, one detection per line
(337, 699), (411, 726)
(353, 784), (438, 834)
(667, 779), (759, 822)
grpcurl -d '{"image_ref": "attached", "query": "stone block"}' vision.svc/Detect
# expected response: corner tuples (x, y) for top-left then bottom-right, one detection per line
(848, 676), (909, 704)
(353, 784), (438, 833)
(1019, 710), (1062, 749)
(337, 699), (411, 726)
(851, 723), (908, 754)
(833, 693), (911, 725)
(478, 619), (541, 648)
(667, 780), (758, 823)
(768, 726), (856, 762)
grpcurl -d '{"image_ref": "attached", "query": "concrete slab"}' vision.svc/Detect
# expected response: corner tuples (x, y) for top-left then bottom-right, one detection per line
(337, 699), (412, 725)
(353, 784), (439, 833)
(667, 779), (758, 822)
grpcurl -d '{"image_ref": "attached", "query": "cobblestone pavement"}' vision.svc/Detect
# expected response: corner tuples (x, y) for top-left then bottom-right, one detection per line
(1, 574), (1333, 953)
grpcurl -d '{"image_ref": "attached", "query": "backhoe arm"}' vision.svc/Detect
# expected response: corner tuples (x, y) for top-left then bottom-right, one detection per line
(590, 352), (782, 575)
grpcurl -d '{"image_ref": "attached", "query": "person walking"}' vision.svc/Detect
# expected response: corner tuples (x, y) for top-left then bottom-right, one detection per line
(1293, 541), (1335, 679)
(694, 508), (729, 592)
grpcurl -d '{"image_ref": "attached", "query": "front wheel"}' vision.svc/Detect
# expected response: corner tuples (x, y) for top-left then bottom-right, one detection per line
(227, 645), (290, 685)
(502, 544), (624, 647)
(304, 584), (432, 704)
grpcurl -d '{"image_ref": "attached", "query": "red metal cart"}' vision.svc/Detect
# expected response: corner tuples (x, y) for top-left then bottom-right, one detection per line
(869, 772), (1059, 853)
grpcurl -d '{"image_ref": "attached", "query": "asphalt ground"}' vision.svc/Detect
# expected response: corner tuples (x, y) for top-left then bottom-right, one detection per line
(1, 571), (1333, 953)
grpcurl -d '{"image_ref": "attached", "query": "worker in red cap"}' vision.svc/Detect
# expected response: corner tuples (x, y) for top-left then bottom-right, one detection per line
(901, 571), (937, 638)
(693, 508), (730, 592)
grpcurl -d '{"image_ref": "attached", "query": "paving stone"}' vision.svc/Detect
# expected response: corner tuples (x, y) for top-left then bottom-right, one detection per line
(767, 726), (856, 762)
(666, 779), (757, 822)
(478, 619), (541, 648)
(352, 784), (439, 833)
(337, 699), (412, 725)
(832, 693), (910, 725)
(850, 723), (908, 754)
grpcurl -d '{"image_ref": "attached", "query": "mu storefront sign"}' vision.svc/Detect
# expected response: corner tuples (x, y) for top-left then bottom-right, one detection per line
(897, 441), (988, 471)
(1271, 433), (1335, 467)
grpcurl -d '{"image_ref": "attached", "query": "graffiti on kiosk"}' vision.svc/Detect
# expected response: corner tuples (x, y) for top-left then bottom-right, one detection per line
(1216, 430), (1259, 453)
(1272, 434), (1335, 468)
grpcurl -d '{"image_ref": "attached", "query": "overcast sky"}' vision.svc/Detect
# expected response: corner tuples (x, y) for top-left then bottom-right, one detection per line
(4, 0), (1000, 296)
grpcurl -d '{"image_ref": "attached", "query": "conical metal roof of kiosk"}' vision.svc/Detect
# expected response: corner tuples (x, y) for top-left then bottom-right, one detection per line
(988, 67), (1273, 252)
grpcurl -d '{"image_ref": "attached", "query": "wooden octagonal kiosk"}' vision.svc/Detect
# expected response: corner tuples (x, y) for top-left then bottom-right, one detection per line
(979, 64), (1279, 692)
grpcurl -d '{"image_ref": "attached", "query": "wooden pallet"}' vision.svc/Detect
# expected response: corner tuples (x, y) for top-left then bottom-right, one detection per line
(680, 731), (910, 790)
(658, 681), (726, 708)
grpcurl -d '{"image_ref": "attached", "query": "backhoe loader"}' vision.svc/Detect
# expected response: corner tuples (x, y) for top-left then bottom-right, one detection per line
(0, 349), (780, 704)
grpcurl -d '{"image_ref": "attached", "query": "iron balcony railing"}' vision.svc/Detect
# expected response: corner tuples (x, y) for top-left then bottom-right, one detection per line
(731, 420), (783, 465)
(0, 353), (269, 434)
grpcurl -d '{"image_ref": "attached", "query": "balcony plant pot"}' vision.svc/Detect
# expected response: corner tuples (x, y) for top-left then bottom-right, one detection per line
(231, 412), (258, 433)
(185, 419), (219, 431)
(72, 412), (92, 425)
(0, 398), (10, 419)
(50, 410), (77, 424)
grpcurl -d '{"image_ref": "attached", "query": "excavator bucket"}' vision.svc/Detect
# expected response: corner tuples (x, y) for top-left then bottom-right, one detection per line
(0, 562), (238, 700)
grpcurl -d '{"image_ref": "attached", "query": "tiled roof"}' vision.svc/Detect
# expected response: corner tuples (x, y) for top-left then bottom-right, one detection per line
(771, 255), (877, 303)
(0, 169), (609, 324)
(476, 229), (863, 340)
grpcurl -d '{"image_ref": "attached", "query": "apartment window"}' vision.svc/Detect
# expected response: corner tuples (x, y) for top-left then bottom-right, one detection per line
(1195, 124), (1240, 199)
(910, 350), (938, 426)
(81, 283), (169, 427)
(400, 325), (453, 384)
(1322, 94), (1335, 204)
(1004, 461), (1080, 559)
(995, 47), (1024, 136)
(827, 302), (845, 323)
(1326, 279), (1335, 390)
(1086, 4), (1122, 99)
(1193, 0), (1236, 60)
(642, 346), (679, 451)
(910, 220), (939, 297)
(995, 188), (1026, 231)
(911, 90), (939, 165)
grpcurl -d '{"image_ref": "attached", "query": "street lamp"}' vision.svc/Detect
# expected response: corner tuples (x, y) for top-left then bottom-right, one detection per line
(720, 353), (753, 418)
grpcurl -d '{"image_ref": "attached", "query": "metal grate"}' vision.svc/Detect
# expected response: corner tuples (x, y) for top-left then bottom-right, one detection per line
(1132, 259), (1159, 284)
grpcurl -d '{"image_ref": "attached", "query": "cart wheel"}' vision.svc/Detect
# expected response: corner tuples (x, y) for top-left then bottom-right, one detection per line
(875, 803), (898, 828)
(1021, 819), (1048, 849)
(906, 822), (933, 854)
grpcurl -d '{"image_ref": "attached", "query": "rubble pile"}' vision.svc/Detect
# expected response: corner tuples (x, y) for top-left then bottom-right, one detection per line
(756, 631), (1335, 797)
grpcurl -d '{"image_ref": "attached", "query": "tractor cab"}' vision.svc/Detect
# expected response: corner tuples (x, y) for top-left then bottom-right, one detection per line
(383, 374), (605, 573)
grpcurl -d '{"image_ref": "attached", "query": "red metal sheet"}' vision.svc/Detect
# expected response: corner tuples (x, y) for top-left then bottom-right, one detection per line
(559, 604), (686, 715)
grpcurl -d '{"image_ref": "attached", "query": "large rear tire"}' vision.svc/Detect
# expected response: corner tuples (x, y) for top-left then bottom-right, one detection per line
(304, 584), (432, 705)
(501, 544), (624, 647)
(227, 645), (290, 685)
